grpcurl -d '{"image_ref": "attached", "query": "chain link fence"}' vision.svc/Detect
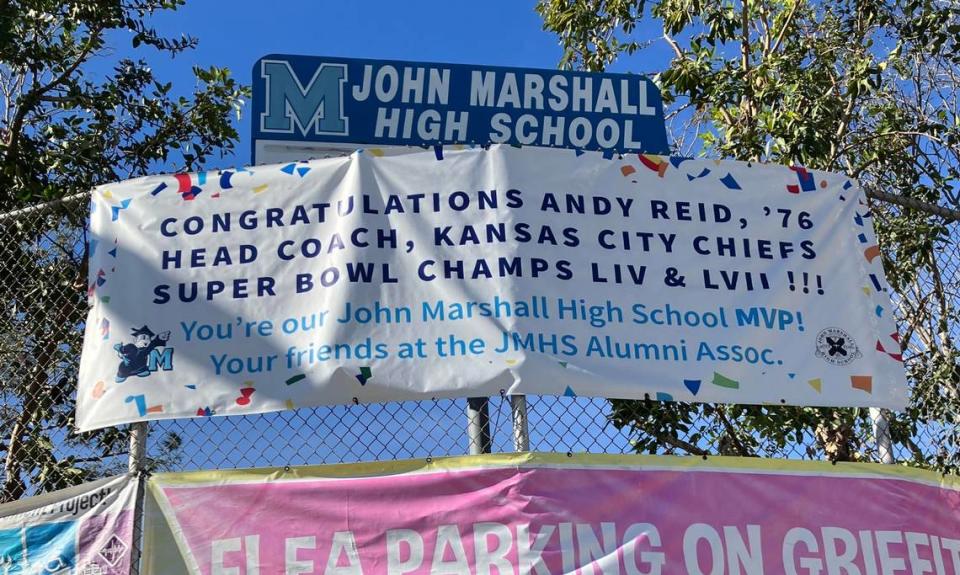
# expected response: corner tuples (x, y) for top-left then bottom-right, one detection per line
(0, 187), (957, 503)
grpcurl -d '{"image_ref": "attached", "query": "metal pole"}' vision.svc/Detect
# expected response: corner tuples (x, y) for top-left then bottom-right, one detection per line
(510, 395), (530, 452)
(466, 397), (492, 455)
(127, 421), (148, 474)
(869, 408), (894, 465)
(128, 421), (149, 575)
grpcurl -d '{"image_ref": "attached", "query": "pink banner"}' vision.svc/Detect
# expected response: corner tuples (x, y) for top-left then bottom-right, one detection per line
(145, 454), (960, 574)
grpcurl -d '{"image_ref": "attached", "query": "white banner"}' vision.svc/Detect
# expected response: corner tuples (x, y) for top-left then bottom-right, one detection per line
(0, 474), (137, 574)
(78, 146), (906, 430)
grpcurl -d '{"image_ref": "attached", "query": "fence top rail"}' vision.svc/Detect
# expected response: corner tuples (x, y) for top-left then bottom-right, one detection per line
(865, 187), (960, 221)
(0, 191), (89, 223)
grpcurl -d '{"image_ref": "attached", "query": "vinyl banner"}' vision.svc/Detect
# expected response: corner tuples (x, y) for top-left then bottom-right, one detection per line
(78, 145), (906, 430)
(0, 474), (137, 574)
(143, 453), (960, 575)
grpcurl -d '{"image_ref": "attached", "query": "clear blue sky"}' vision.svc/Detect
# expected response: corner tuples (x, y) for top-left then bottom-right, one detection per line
(96, 0), (670, 169)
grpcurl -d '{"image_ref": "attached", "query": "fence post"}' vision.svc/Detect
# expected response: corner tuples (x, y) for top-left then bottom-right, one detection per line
(869, 408), (894, 465)
(128, 421), (149, 575)
(127, 421), (148, 474)
(466, 397), (492, 454)
(510, 395), (530, 452)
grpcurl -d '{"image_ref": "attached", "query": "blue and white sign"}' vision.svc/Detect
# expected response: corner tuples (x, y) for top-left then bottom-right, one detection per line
(251, 55), (669, 164)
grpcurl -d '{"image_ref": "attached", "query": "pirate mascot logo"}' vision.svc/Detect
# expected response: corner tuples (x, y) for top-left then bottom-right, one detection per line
(114, 325), (173, 382)
(815, 327), (862, 366)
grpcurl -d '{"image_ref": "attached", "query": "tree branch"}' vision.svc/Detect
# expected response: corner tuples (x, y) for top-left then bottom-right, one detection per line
(5, 29), (101, 168)
(715, 406), (754, 456)
(769, 0), (800, 54)
(663, 30), (683, 59)
(837, 130), (949, 161)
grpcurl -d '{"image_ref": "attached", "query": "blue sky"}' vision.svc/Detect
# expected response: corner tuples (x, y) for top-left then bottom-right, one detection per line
(95, 1), (670, 169)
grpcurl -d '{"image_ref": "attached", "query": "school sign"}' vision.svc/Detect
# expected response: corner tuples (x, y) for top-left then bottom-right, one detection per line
(250, 55), (669, 164)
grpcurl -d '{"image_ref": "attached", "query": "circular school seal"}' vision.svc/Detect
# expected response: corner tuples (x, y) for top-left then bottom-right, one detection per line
(815, 327), (862, 366)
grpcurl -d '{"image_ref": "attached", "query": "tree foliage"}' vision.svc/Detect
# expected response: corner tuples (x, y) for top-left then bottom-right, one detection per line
(538, 0), (960, 469)
(0, 0), (245, 501)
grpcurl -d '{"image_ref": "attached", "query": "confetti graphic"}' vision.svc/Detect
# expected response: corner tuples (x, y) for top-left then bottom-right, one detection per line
(851, 375), (873, 393)
(88, 268), (107, 297)
(719, 173), (741, 190)
(711, 372), (740, 389)
(638, 154), (668, 176)
(174, 173), (203, 201)
(236, 385), (255, 406)
(110, 198), (131, 221)
(807, 378), (822, 393)
(875, 332), (903, 362)
(683, 379), (702, 395)
(125, 395), (163, 416)
(174, 173), (192, 193)
(787, 166), (817, 193)
(285, 374), (306, 386)
(356, 367), (373, 385)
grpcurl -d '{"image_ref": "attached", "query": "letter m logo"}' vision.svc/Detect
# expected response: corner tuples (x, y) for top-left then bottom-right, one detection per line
(260, 59), (348, 136)
(148, 348), (174, 372)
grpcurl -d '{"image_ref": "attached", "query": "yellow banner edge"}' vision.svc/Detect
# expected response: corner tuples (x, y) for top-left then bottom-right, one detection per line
(147, 452), (960, 490)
